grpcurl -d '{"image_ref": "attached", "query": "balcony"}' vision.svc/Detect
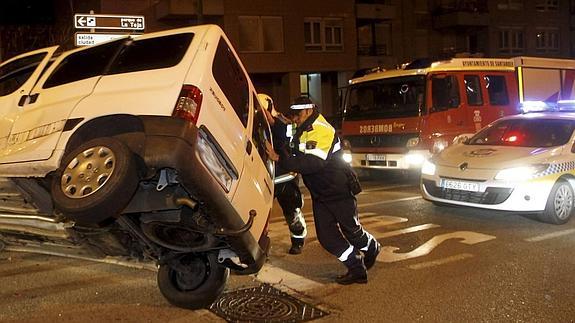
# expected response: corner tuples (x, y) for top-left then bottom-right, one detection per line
(155, 0), (224, 20)
(356, 3), (396, 21)
(432, 0), (489, 29)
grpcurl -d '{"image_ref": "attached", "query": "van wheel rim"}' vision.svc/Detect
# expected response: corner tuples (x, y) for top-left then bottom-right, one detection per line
(554, 185), (573, 220)
(60, 146), (116, 199)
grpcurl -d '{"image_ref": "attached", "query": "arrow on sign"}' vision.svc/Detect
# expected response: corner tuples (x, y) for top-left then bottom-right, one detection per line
(77, 16), (86, 27)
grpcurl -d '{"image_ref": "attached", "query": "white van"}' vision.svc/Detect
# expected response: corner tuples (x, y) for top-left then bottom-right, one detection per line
(0, 25), (275, 309)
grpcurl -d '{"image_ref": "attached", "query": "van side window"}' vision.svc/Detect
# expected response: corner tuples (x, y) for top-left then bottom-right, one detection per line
(43, 39), (125, 89)
(108, 33), (194, 75)
(251, 93), (273, 176)
(431, 75), (460, 111)
(213, 38), (250, 127)
(0, 53), (45, 96)
(484, 75), (509, 105)
(464, 75), (483, 106)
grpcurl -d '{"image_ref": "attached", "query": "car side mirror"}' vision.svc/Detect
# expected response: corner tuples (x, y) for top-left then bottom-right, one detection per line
(274, 172), (297, 185)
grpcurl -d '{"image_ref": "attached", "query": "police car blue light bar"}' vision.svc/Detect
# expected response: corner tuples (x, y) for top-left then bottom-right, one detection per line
(519, 101), (552, 113)
(557, 100), (575, 112)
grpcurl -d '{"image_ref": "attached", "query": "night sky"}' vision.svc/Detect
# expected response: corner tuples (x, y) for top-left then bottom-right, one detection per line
(0, 0), (55, 24)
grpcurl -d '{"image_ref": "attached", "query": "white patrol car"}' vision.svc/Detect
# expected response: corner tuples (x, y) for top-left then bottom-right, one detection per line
(421, 101), (575, 224)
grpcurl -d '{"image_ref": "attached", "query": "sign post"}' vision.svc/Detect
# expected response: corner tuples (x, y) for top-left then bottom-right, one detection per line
(74, 13), (145, 46)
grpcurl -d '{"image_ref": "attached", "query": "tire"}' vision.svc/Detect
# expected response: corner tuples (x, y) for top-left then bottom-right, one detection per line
(539, 179), (575, 225)
(157, 253), (229, 309)
(51, 137), (139, 225)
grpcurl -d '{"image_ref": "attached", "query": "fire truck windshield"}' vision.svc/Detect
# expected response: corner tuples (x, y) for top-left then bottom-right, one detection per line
(344, 75), (425, 121)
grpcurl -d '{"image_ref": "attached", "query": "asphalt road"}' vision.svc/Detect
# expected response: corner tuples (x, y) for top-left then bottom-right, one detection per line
(1, 172), (575, 322)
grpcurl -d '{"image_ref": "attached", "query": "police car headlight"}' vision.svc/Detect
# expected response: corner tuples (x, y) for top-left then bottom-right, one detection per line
(421, 159), (436, 176)
(494, 164), (549, 181)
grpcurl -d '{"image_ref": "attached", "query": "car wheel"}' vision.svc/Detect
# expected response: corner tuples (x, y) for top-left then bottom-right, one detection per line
(540, 179), (574, 225)
(157, 253), (229, 309)
(51, 137), (139, 225)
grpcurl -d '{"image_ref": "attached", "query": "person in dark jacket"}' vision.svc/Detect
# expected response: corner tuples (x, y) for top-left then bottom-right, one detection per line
(258, 94), (307, 254)
(265, 96), (381, 285)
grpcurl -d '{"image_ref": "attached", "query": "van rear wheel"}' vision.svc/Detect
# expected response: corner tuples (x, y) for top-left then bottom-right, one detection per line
(157, 253), (229, 309)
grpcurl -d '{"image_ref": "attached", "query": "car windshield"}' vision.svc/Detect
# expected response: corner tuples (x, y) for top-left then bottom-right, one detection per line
(468, 118), (575, 147)
(343, 75), (426, 121)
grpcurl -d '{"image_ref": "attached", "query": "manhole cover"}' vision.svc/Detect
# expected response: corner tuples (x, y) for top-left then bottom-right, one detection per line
(210, 284), (329, 322)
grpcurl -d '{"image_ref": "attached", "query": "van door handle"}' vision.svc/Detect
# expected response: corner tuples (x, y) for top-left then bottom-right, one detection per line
(17, 93), (39, 106)
(246, 141), (252, 155)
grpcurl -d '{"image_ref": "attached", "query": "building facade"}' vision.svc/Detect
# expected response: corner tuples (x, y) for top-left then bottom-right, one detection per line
(1, 0), (574, 120)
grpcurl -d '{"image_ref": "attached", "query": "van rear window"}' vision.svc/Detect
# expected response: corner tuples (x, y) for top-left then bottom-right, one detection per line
(108, 33), (194, 75)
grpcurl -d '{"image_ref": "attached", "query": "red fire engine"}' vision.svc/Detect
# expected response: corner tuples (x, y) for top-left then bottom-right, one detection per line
(341, 57), (575, 172)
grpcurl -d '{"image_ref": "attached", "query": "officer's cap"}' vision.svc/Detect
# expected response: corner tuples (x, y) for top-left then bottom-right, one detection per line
(286, 96), (315, 116)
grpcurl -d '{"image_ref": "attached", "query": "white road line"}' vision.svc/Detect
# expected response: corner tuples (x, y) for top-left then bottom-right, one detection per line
(378, 223), (440, 239)
(525, 228), (575, 242)
(301, 196), (422, 216)
(255, 263), (323, 291)
(408, 253), (474, 270)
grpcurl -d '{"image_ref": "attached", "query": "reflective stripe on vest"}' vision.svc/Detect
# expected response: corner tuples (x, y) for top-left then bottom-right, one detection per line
(297, 114), (336, 160)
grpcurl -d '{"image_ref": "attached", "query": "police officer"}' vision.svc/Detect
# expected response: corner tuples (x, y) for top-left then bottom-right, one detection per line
(265, 96), (381, 285)
(258, 93), (307, 254)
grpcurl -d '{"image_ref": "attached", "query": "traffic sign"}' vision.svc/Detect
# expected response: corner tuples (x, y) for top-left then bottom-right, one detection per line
(74, 14), (145, 31)
(75, 33), (129, 46)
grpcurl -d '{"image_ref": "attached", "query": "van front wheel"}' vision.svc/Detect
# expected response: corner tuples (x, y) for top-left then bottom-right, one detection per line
(51, 137), (138, 225)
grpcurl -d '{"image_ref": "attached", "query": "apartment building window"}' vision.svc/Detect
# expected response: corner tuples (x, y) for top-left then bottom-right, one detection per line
(498, 28), (524, 54)
(536, 28), (560, 53)
(497, 0), (524, 10)
(304, 17), (344, 52)
(357, 22), (391, 56)
(535, 0), (558, 11)
(239, 16), (284, 53)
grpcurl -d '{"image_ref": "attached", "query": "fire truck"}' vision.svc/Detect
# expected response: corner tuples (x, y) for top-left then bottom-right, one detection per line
(340, 56), (575, 172)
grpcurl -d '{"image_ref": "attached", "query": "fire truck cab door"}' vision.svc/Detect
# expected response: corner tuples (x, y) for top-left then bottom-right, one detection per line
(428, 73), (466, 139)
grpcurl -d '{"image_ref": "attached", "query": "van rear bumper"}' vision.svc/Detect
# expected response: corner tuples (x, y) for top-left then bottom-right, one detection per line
(136, 116), (268, 273)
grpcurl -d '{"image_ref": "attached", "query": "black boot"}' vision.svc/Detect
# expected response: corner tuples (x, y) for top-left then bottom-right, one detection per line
(289, 237), (304, 255)
(364, 239), (381, 270)
(336, 250), (367, 285)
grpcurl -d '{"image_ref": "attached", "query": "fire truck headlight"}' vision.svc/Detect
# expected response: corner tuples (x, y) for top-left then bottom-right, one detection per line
(421, 159), (436, 176)
(406, 152), (425, 166)
(406, 137), (420, 148)
(343, 151), (353, 163)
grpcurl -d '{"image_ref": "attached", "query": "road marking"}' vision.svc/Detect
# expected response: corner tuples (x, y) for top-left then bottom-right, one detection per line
(256, 263), (323, 291)
(408, 253), (474, 270)
(362, 215), (407, 227)
(300, 196), (422, 217)
(525, 228), (575, 242)
(376, 223), (440, 237)
(378, 231), (495, 263)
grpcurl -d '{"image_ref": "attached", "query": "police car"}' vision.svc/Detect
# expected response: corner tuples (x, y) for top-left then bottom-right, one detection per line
(421, 101), (575, 224)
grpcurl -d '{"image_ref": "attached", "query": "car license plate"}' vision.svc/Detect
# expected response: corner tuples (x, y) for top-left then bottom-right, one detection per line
(366, 154), (386, 161)
(440, 179), (480, 192)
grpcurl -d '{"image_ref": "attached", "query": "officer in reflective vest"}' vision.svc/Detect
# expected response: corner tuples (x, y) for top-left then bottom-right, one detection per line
(258, 93), (307, 254)
(265, 96), (381, 285)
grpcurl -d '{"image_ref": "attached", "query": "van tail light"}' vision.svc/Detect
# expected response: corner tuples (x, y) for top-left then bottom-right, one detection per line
(172, 85), (202, 124)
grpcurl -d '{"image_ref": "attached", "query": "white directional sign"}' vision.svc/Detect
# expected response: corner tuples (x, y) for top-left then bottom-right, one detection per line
(75, 33), (128, 46)
(74, 14), (145, 31)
